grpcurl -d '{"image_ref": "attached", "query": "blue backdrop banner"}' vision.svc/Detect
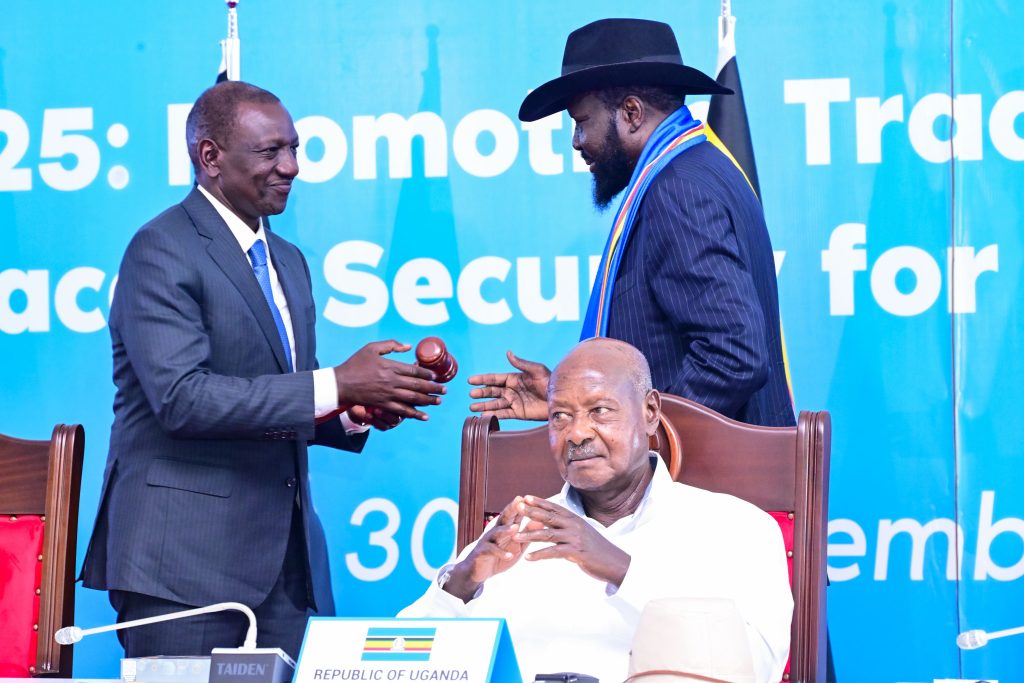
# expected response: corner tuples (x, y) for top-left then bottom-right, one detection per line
(2, 2), (1022, 681)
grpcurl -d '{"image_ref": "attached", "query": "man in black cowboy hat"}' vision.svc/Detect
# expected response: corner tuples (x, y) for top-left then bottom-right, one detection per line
(469, 18), (794, 429)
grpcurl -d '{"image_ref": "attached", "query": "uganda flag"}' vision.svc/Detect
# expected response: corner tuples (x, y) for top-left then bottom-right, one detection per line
(361, 627), (436, 662)
(706, 9), (761, 201)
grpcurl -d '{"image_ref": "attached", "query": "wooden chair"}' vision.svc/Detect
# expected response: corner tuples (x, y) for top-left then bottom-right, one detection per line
(0, 424), (84, 677)
(458, 395), (830, 683)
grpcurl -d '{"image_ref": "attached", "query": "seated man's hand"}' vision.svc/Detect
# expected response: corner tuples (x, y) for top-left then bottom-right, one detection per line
(468, 350), (550, 421)
(443, 497), (532, 603)
(514, 495), (631, 588)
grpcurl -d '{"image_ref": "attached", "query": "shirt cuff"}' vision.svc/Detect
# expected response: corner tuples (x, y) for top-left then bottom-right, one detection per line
(396, 570), (472, 618)
(312, 368), (369, 434)
(340, 412), (372, 435)
(312, 367), (339, 417)
(605, 553), (648, 622)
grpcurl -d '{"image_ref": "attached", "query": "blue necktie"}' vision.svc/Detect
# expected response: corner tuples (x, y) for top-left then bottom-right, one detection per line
(247, 239), (293, 372)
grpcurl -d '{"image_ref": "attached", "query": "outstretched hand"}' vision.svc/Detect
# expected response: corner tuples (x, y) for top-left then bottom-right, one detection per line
(467, 350), (551, 421)
(514, 496), (631, 588)
(333, 340), (446, 421)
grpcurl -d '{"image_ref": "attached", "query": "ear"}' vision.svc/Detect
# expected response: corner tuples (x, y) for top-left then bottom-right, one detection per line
(620, 95), (645, 133)
(644, 389), (661, 437)
(197, 138), (222, 178)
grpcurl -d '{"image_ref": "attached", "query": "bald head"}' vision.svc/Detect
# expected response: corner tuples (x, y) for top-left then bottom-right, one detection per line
(545, 338), (661, 501)
(549, 338), (653, 400)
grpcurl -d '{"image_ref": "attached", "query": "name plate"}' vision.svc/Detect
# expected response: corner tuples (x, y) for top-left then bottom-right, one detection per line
(294, 618), (521, 683)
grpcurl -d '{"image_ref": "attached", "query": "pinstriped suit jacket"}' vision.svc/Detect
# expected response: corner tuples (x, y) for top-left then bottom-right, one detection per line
(81, 187), (366, 613)
(607, 141), (795, 427)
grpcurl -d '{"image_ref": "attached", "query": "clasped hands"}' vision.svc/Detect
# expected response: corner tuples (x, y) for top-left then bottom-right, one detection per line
(441, 495), (631, 604)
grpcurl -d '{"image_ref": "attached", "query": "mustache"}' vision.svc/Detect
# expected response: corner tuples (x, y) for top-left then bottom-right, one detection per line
(567, 442), (598, 461)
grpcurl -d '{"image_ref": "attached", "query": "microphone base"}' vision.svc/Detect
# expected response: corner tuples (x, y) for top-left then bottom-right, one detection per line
(120, 656), (211, 683)
(210, 647), (295, 683)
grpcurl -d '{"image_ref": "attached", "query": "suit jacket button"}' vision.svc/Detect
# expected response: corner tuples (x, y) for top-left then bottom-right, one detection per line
(286, 477), (297, 488)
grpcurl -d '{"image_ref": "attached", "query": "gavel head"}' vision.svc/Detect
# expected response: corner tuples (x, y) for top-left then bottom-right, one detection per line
(416, 336), (458, 383)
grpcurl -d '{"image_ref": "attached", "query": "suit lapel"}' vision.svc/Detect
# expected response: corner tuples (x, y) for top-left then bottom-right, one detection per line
(182, 188), (291, 374)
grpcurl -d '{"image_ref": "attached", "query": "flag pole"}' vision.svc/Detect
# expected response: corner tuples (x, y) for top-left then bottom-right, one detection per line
(717, 1), (736, 75)
(220, 0), (240, 82)
(709, 0), (795, 405)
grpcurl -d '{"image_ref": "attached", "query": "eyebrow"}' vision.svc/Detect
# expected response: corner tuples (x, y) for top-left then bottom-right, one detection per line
(252, 136), (300, 149)
(548, 393), (620, 408)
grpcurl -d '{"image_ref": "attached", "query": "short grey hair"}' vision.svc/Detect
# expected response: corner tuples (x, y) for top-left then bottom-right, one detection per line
(551, 338), (653, 398)
(185, 81), (281, 174)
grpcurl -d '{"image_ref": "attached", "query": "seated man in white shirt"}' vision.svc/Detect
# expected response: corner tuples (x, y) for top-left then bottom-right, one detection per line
(400, 338), (793, 683)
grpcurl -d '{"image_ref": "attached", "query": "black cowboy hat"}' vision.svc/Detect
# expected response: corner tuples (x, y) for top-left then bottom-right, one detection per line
(519, 18), (732, 122)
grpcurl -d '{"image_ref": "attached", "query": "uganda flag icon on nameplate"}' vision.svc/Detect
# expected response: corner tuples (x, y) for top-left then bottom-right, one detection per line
(361, 627), (436, 661)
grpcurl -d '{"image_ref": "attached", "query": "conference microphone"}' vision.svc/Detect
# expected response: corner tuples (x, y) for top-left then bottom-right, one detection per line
(56, 601), (294, 683)
(956, 624), (1024, 649)
(54, 601), (258, 648)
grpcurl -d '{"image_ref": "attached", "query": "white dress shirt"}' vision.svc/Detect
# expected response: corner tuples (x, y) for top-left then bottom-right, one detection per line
(399, 455), (793, 683)
(197, 185), (367, 433)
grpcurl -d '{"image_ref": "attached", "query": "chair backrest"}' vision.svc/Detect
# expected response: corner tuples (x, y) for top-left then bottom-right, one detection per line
(458, 395), (830, 683)
(0, 424), (84, 677)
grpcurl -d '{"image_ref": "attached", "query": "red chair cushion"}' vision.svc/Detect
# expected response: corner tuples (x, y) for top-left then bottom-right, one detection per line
(769, 510), (795, 682)
(0, 515), (45, 676)
(769, 511), (795, 585)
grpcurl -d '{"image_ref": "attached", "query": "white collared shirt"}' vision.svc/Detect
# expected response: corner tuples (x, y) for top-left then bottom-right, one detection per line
(196, 185), (366, 432)
(399, 455), (793, 683)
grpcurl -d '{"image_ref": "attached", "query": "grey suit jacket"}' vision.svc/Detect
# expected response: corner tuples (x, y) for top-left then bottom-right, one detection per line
(81, 187), (365, 613)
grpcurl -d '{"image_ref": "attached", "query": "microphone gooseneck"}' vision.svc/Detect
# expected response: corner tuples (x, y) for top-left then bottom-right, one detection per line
(55, 601), (258, 649)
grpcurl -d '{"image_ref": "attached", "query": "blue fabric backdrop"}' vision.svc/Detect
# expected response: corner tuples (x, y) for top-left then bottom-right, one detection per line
(2, 2), (1022, 680)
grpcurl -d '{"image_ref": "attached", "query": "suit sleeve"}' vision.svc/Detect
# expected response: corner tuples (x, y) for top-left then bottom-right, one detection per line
(297, 249), (370, 453)
(114, 224), (324, 444)
(640, 173), (769, 416)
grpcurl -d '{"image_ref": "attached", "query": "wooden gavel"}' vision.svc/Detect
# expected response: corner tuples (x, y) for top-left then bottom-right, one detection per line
(318, 337), (457, 425)
(414, 336), (458, 383)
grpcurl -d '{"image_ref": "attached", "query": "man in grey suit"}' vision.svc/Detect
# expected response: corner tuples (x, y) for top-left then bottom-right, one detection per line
(81, 81), (446, 658)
